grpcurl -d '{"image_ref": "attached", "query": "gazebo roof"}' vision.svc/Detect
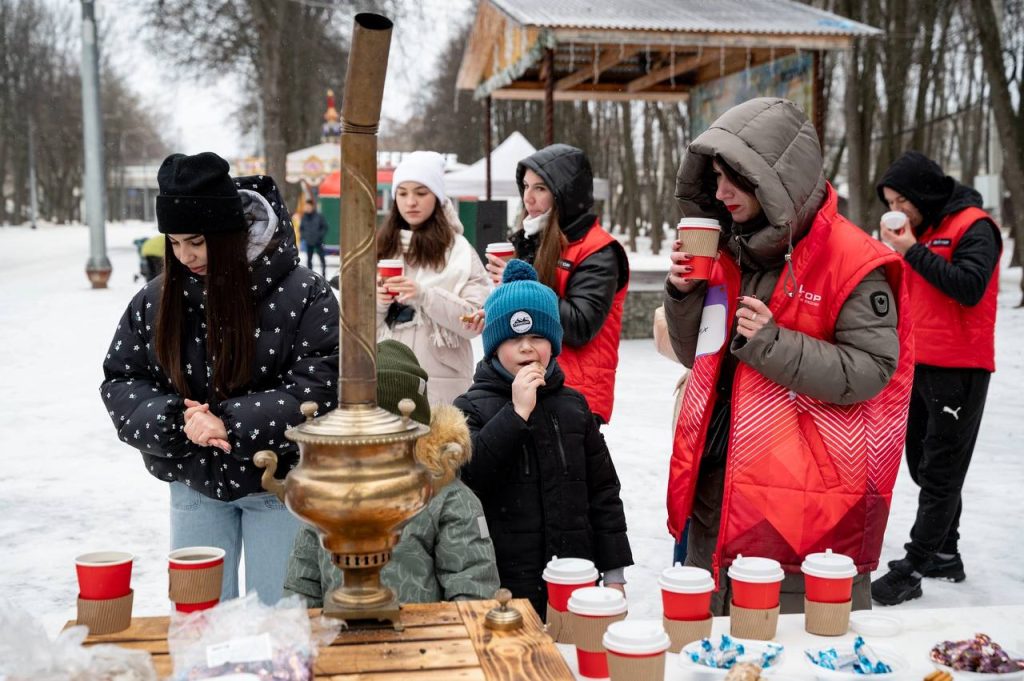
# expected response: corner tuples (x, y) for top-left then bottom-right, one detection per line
(457, 0), (881, 101)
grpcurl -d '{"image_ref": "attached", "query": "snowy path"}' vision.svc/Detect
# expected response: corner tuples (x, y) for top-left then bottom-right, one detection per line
(0, 222), (1021, 631)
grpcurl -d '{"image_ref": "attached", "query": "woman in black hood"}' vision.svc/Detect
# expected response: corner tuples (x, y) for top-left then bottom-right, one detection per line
(484, 144), (629, 425)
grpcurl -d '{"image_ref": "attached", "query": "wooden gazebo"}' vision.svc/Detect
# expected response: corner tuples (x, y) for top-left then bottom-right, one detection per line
(457, 0), (881, 146)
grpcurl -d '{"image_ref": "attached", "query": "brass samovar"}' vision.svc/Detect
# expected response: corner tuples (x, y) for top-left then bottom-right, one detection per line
(253, 13), (432, 626)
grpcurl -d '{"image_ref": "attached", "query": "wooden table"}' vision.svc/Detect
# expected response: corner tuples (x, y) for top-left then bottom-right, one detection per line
(68, 599), (575, 680)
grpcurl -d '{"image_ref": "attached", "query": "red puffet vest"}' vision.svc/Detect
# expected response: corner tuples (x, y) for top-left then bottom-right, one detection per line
(667, 185), (914, 578)
(907, 207), (1000, 371)
(553, 220), (628, 424)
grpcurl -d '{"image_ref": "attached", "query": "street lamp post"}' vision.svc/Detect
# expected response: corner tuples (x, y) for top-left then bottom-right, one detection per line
(80, 0), (111, 288)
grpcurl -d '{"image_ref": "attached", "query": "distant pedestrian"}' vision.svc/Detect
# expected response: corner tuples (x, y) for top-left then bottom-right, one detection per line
(871, 151), (1002, 606)
(300, 197), (329, 276)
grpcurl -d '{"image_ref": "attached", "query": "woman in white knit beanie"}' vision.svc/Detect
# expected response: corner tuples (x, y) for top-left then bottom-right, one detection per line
(376, 151), (492, 405)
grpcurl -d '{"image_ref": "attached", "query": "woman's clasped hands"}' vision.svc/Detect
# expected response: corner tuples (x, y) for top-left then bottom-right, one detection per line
(183, 398), (232, 453)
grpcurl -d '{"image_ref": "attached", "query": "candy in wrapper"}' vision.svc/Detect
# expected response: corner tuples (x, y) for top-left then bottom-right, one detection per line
(689, 637), (782, 671)
(807, 638), (893, 675)
(931, 634), (1024, 674)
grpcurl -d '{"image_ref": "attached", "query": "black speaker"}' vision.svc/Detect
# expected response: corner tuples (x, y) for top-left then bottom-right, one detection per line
(472, 200), (508, 260)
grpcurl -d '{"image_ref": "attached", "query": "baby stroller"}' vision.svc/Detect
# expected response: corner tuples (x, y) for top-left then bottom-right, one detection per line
(133, 235), (165, 282)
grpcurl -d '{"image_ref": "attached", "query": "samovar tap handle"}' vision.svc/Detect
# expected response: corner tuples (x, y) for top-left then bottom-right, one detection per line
(253, 450), (286, 502)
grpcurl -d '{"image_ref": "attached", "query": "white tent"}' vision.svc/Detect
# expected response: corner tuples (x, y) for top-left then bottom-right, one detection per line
(444, 132), (609, 201)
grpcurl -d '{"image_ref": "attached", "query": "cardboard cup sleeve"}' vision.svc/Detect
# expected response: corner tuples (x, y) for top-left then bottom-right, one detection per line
(546, 605), (576, 644)
(678, 227), (721, 258)
(168, 563), (223, 604)
(804, 598), (852, 636)
(608, 650), (666, 681)
(729, 602), (780, 640)
(77, 589), (133, 635)
(569, 611), (627, 652)
(663, 615), (713, 653)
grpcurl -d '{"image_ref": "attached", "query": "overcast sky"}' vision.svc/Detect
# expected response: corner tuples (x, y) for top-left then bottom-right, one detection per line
(96, 0), (474, 158)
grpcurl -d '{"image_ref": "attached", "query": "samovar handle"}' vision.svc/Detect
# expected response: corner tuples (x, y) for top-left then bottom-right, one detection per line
(254, 450), (285, 502)
(253, 401), (319, 502)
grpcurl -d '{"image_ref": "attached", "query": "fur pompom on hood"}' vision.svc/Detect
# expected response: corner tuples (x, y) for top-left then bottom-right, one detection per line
(414, 403), (472, 491)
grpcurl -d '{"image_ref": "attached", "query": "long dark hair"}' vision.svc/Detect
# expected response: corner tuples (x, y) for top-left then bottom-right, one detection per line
(376, 197), (454, 270)
(527, 204), (567, 290)
(155, 231), (257, 402)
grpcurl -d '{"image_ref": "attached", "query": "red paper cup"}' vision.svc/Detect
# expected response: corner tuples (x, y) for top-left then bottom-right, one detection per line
(486, 242), (516, 261)
(577, 647), (609, 678)
(174, 598), (220, 613)
(543, 557), (598, 611)
(603, 620), (670, 681)
(728, 555), (784, 609)
(377, 259), (404, 297)
(75, 551), (134, 600)
(802, 549), (857, 604)
(568, 586), (628, 679)
(169, 547), (225, 571)
(677, 218), (721, 281)
(659, 566), (714, 621)
(168, 546), (225, 613)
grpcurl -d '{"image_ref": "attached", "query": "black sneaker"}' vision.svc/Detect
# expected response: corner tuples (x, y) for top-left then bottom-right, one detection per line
(871, 559), (923, 606)
(887, 554), (966, 582)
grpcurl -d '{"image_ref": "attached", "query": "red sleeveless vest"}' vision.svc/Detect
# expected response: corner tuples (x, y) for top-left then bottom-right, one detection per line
(666, 185), (914, 578)
(554, 221), (628, 423)
(907, 207), (1000, 371)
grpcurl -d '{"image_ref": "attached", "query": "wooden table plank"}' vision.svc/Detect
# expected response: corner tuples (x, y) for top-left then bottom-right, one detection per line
(315, 639), (479, 674)
(322, 670), (487, 681)
(63, 615), (169, 642)
(457, 599), (575, 681)
(332, 623), (469, 645)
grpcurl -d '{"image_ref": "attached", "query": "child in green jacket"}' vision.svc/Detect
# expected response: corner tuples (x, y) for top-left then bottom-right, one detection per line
(283, 340), (500, 605)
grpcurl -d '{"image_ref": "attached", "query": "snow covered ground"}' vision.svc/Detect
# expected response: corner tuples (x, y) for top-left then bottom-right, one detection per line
(0, 221), (1022, 636)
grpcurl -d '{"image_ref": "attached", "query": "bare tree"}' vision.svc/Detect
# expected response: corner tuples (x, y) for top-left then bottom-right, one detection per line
(971, 0), (1024, 303)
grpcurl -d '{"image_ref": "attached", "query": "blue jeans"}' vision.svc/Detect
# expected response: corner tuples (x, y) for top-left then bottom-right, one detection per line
(169, 482), (299, 605)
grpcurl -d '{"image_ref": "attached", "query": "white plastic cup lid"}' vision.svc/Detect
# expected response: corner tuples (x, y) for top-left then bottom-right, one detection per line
(801, 549), (857, 579)
(881, 211), (907, 230)
(677, 218), (721, 230)
(658, 566), (715, 594)
(567, 586), (628, 616)
(377, 258), (403, 268)
(727, 555), (784, 584)
(486, 242), (515, 252)
(602, 619), (670, 656)
(543, 556), (599, 585)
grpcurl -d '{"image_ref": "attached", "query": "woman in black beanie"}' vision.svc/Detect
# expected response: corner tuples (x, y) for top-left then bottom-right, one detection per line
(100, 152), (339, 604)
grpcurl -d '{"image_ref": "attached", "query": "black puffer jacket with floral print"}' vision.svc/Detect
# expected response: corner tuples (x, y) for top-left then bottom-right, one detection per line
(100, 175), (339, 501)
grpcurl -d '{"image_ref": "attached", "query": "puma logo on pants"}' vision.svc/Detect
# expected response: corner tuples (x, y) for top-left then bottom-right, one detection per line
(942, 405), (962, 420)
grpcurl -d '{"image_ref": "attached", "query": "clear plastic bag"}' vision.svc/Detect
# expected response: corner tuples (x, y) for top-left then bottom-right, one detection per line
(167, 593), (340, 680)
(0, 605), (156, 681)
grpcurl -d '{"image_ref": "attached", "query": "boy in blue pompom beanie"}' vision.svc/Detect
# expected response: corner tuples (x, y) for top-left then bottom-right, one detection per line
(454, 260), (632, 621)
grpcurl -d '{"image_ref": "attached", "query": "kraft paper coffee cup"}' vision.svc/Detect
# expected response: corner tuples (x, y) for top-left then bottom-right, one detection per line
(728, 555), (784, 609)
(567, 586), (628, 679)
(543, 556), (598, 644)
(677, 218), (721, 280)
(602, 619), (670, 681)
(881, 211), (908, 235)
(377, 259), (404, 297)
(802, 549), (856, 636)
(168, 546), (225, 613)
(486, 242), (516, 260)
(659, 565), (714, 621)
(75, 551), (134, 600)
